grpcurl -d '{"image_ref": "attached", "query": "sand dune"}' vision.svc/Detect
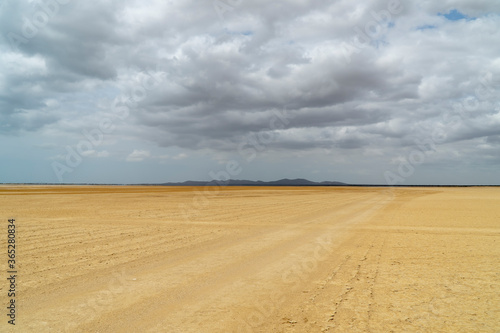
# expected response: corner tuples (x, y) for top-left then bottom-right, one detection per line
(0, 186), (498, 332)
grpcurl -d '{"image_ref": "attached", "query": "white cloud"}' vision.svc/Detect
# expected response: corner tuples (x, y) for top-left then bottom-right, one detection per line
(126, 150), (150, 162)
(172, 153), (187, 160)
(79, 150), (109, 158)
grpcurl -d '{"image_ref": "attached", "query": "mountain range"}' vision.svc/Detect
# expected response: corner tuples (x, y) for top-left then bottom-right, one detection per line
(159, 178), (347, 186)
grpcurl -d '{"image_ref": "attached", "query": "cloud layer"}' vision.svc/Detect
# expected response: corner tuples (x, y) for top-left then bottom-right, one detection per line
(1, 0), (499, 184)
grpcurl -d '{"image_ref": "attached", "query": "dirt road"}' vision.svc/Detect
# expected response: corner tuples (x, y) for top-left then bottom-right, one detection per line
(0, 186), (498, 332)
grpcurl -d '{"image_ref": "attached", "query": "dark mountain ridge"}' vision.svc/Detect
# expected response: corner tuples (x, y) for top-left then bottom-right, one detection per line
(159, 178), (347, 186)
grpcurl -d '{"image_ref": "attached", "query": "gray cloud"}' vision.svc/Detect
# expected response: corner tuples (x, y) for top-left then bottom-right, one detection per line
(1, 0), (499, 183)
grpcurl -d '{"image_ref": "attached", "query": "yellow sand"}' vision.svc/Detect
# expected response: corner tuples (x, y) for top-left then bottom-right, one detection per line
(0, 186), (498, 332)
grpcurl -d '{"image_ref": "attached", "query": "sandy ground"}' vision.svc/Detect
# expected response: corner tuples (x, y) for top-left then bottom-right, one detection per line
(0, 185), (498, 332)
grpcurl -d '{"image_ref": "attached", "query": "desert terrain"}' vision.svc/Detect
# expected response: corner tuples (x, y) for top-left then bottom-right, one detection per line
(0, 185), (498, 332)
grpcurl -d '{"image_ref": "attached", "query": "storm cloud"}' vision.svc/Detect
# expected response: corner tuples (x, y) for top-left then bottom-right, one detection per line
(1, 0), (499, 184)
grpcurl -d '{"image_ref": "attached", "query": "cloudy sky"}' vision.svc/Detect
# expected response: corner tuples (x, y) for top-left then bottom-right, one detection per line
(1, 0), (499, 184)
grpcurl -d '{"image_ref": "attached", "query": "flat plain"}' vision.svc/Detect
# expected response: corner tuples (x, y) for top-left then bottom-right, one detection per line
(0, 185), (499, 332)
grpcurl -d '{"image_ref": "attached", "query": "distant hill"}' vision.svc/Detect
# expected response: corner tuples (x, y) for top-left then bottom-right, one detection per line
(159, 178), (347, 186)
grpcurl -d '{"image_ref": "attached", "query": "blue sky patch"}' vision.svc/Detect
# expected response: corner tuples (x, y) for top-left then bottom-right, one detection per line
(439, 9), (475, 21)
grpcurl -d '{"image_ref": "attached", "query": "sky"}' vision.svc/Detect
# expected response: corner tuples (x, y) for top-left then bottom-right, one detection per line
(0, 0), (499, 185)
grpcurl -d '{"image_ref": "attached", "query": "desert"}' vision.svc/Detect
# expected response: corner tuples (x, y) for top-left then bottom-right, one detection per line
(0, 185), (498, 332)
